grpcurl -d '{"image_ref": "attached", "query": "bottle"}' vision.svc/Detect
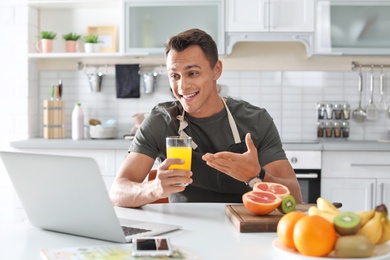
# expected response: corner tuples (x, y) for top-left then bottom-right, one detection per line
(317, 103), (325, 120)
(72, 102), (84, 140)
(342, 103), (351, 120)
(317, 121), (325, 138)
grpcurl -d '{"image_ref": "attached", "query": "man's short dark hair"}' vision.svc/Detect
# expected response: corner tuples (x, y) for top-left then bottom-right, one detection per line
(165, 28), (218, 69)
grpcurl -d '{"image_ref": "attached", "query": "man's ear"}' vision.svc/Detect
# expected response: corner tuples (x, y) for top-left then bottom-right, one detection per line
(213, 60), (223, 80)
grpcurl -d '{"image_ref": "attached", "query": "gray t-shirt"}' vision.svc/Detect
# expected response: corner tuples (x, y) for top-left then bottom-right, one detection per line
(129, 97), (286, 203)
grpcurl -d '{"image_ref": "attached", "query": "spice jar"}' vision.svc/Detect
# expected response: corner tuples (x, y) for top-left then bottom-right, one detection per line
(325, 122), (333, 138)
(333, 121), (342, 138)
(333, 104), (343, 120)
(325, 103), (333, 119)
(317, 103), (325, 120)
(342, 121), (350, 138)
(343, 103), (350, 120)
(317, 121), (325, 138)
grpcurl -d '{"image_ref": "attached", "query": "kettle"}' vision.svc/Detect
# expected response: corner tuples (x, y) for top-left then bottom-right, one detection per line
(86, 72), (104, 92)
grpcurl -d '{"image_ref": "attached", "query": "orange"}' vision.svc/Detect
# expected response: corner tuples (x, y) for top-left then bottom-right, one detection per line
(277, 211), (306, 249)
(293, 215), (337, 257)
(242, 190), (282, 215)
(253, 182), (290, 199)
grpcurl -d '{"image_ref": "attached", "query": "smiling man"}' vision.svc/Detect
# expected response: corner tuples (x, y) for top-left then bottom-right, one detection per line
(109, 29), (302, 207)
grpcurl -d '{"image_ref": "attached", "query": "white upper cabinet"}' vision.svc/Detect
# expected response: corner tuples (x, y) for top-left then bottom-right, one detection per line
(124, 0), (225, 55)
(315, 0), (390, 55)
(226, 0), (314, 32)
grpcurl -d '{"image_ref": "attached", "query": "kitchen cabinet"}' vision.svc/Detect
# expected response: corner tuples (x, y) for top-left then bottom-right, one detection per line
(315, 0), (390, 55)
(27, 0), (123, 58)
(225, 0), (314, 32)
(321, 151), (390, 211)
(123, 0), (224, 55)
(321, 178), (375, 212)
(224, 0), (314, 55)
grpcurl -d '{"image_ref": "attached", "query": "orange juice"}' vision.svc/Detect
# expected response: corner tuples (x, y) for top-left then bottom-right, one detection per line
(167, 146), (192, 170)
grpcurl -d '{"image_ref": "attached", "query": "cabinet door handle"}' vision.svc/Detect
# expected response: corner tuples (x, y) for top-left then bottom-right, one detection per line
(264, 1), (269, 29)
(296, 173), (318, 179)
(379, 182), (384, 204)
(351, 163), (390, 167)
(269, 1), (278, 29)
(370, 182), (375, 209)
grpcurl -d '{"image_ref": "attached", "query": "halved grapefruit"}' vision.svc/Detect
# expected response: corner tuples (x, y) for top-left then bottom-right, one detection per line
(253, 182), (290, 199)
(242, 190), (282, 215)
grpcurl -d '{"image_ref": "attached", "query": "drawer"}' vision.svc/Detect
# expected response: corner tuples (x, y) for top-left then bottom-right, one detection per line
(322, 151), (390, 178)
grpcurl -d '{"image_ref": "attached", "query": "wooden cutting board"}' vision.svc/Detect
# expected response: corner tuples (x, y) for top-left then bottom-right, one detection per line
(225, 204), (314, 233)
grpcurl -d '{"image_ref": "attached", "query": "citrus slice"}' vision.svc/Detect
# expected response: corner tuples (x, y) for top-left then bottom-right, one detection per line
(242, 190), (282, 215)
(253, 182), (290, 199)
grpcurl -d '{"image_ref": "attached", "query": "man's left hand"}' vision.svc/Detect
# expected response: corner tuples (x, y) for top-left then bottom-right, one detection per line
(202, 132), (260, 183)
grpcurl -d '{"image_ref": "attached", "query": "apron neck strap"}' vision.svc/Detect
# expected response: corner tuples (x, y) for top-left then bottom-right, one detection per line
(176, 96), (241, 150)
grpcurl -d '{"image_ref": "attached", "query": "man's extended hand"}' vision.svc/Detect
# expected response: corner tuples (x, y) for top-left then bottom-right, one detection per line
(202, 133), (260, 183)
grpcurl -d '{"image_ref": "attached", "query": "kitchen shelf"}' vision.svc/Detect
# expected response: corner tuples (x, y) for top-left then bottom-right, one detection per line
(28, 0), (121, 9)
(28, 52), (125, 59)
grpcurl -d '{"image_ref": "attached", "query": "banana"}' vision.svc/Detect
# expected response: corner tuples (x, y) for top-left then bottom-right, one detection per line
(377, 219), (390, 244)
(357, 211), (383, 245)
(316, 197), (340, 215)
(308, 206), (336, 224)
(376, 204), (390, 245)
(356, 209), (375, 227)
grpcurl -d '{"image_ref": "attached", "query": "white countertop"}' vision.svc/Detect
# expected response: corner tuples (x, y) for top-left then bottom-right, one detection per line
(0, 203), (284, 260)
(9, 138), (390, 151)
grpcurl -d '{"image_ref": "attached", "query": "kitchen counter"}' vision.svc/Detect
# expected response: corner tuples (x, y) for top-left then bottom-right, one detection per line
(10, 138), (131, 150)
(9, 138), (390, 152)
(0, 203), (287, 260)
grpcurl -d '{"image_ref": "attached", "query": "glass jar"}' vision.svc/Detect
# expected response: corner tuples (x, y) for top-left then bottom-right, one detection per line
(333, 121), (342, 138)
(342, 121), (350, 138)
(325, 122), (333, 138)
(333, 104), (343, 120)
(317, 121), (325, 138)
(317, 103), (325, 120)
(325, 103), (333, 119)
(343, 103), (351, 120)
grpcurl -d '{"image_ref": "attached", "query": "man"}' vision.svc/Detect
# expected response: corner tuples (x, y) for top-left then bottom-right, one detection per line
(110, 29), (302, 207)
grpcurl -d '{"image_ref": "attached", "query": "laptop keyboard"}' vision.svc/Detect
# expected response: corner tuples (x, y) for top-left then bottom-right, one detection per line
(121, 226), (151, 236)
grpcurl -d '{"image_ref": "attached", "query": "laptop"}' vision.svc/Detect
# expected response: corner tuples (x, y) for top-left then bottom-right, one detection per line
(0, 151), (181, 243)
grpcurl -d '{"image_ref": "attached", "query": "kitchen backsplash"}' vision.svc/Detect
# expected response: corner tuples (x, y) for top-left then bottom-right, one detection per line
(36, 69), (390, 142)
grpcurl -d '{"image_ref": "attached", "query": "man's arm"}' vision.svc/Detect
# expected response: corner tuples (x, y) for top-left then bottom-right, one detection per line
(202, 133), (303, 203)
(109, 152), (192, 207)
(262, 160), (303, 203)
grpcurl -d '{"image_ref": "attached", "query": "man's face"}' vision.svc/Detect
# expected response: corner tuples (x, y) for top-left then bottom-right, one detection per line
(166, 45), (221, 118)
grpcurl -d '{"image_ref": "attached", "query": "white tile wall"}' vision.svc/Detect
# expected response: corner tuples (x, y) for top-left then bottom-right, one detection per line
(36, 70), (390, 142)
(0, 1), (29, 228)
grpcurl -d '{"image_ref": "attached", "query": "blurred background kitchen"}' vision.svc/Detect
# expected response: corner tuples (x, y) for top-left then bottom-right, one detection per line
(1, 0), (390, 227)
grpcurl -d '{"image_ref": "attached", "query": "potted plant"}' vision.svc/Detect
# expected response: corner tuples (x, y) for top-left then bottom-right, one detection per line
(84, 35), (101, 53)
(63, 32), (81, 53)
(36, 31), (57, 53)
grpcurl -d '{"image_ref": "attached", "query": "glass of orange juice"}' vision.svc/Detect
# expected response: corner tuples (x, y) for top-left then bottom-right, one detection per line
(166, 136), (192, 186)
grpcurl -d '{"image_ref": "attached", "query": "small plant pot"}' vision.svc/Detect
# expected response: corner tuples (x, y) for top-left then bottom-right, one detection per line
(65, 40), (79, 53)
(36, 39), (53, 53)
(84, 43), (100, 53)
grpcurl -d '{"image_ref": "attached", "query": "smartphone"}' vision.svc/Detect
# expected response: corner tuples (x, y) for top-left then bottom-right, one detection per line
(132, 237), (173, 257)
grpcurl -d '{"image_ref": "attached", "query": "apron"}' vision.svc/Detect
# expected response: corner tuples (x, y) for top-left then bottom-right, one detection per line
(170, 96), (251, 203)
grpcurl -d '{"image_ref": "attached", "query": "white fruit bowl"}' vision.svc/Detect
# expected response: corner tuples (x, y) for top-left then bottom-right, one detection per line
(89, 125), (117, 139)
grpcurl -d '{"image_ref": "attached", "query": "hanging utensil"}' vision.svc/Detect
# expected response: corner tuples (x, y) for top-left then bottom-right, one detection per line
(366, 66), (377, 120)
(352, 68), (366, 121)
(378, 66), (387, 114)
(86, 72), (104, 92)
